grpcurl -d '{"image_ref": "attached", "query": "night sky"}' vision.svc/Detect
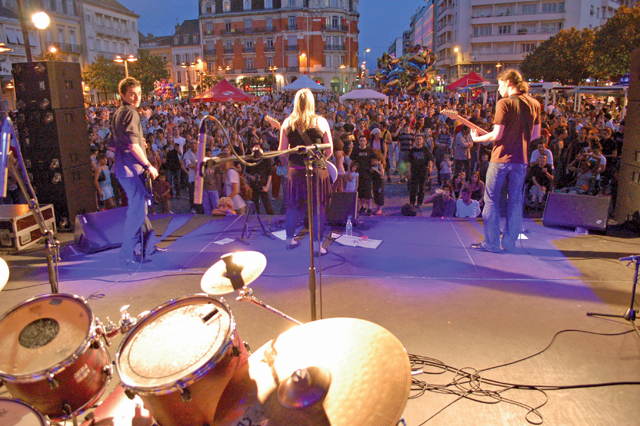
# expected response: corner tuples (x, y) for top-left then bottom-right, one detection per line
(118, 0), (425, 70)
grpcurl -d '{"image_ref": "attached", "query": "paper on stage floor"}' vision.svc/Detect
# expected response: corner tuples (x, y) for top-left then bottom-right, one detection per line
(335, 235), (382, 249)
(214, 238), (235, 245)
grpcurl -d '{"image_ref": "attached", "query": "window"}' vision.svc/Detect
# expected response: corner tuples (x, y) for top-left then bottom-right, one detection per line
(266, 18), (273, 30)
(541, 2), (564, 13)
(498, 25), (511, 34)
(245, 40), (254, 50)
(332, 15), (339, 28)
(183, 35), (189, 44)
(174, 36), (179, 45)
(245, 58), (254, 69)
(176, 71), (182, 83)
(541, 21), (562, 33)
(58, 27), (65, 43)
(244, 0), (251, 10)
(288, 0), (296, 7)
(66, 1), (73, 15)
(205, 1), (213, 13)
(207, 61), (215, 71)
(225, 41), (232, 51)
(266, 38), (274, 49)
(326, 55), (332, 67)
(69, 29), (76, 45)
(265, 0), (273, 8)
(175, 54), (180, 65)
(473, 26), (492, 36)
(111, 41), (116, 53)
(56, 0), (62, 13)
(225, 22), (232, 33)
(223, 0), (230, 12)
(95, 39), (101, 51)
(288, 16), (296, 29)
(206, 22), (213, 34)
(5, 28), (18, 44)
(85, 13), (91, 23)
(267, 57), (274, 67)
(522, 4), (536, 14)
(521, 43), (536, 53)
(193, 35), (198, 43)
(244, 19), (252, 30)
(331, 0), (338, 7)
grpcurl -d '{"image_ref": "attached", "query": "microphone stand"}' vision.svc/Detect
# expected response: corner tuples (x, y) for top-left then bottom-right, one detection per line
(2, 117), (59, 293)
(587, 255), (640, 340)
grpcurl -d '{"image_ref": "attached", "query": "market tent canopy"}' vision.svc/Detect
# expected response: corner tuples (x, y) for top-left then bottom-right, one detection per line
(191, 79), (257, 103)
(445, 71), (487, 91)
(282, 74), (329, 92)
(339, 89), (389, 104)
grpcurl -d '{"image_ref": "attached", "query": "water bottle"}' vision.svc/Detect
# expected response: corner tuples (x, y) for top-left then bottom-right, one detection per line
(345, 216), (353, 236)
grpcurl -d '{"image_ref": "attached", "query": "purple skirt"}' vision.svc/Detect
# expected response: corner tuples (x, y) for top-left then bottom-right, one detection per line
(285, 166), (332, 208)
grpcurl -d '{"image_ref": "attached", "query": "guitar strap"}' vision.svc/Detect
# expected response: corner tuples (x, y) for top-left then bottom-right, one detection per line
(298, 119), (327, 170)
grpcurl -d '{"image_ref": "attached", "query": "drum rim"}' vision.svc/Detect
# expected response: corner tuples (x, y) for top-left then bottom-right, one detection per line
(0, 397), (51, 425)
(115, 293), (237, 395)
(0, 293), (98, 382)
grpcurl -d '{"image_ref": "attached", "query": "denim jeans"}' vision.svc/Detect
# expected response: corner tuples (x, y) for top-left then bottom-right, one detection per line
(481, 162), (527, 252)
(118, 176), (156, 261)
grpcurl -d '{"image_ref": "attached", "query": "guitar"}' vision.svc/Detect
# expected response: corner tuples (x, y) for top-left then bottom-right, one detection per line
(265, 115), (338, 184)
(439, 109), (489, 136)
(140, 169), (154, 207)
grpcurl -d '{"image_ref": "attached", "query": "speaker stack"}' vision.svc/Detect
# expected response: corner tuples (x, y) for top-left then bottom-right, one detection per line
(615, 48), (640, 225)
(12, 61), (95, 228)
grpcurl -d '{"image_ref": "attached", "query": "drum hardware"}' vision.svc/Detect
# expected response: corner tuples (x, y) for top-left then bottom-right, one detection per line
(236, 287), (303, 325)
(277, 366), (331, 409)
(94, 305), (137, 347)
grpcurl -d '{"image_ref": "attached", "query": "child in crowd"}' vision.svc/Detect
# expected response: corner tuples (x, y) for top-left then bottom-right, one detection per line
(344, 162), (359, 193)
(440, 153), (453, 186)
(94, 153), (116, 210)
(370, 150), (385, 215)
(202, 148), (221, 215)
(474, 152), (490, 183)
(153, 171), (172, 214)
(211, 197), (236, 216)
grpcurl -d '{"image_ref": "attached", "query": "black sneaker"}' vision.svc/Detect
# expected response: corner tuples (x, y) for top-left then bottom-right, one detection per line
(387, 177), (392, 184)
(359, 207), (366, 214)
(366, 209), (372, 216)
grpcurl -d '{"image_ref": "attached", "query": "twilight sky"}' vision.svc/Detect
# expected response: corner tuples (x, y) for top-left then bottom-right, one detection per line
(118, 0), (425, 70)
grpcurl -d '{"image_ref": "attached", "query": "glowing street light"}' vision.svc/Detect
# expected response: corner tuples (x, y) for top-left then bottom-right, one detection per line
(115, 54), (137, 78)
(32, 11), (50, 29)
(340, 64), (346, 94)
(300, 53), (308, 74)
(181, 62), (196, 100)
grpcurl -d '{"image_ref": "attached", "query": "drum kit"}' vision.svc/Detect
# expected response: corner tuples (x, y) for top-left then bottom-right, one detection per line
(0, 252), (411, 426)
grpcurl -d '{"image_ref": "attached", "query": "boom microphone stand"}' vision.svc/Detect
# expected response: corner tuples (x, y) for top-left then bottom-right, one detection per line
(587, 255), (640, 340)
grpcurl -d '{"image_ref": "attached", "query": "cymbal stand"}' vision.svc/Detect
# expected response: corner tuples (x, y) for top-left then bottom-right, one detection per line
(239, 201), (275, 244)
(587, 255), (640, 340)
(236, 286), (303, 325)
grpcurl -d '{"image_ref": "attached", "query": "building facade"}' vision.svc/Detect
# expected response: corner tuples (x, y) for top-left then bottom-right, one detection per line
(198, 0), (359, 93)
(78, 0), (140, 65)
(434, 0), (624, 84)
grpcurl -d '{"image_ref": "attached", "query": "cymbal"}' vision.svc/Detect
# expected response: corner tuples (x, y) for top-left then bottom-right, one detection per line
(201, 251), (267, 295)
(0, 257), (9, 292)
(213, 318), (411, 426)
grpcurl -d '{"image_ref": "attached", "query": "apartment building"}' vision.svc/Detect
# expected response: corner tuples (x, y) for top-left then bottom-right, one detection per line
(434, 0), (624, 83)
(198, 0), (359, 93)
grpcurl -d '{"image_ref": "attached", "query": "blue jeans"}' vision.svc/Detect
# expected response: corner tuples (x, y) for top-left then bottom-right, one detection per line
(481, 163), (527, 252)
(118, 176), (156, 261)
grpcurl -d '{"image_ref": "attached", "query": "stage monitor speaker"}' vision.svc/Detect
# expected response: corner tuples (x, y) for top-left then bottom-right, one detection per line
(543, 192), (610, 231)
(12, 61), (84, 111)
(30, 164), (96, 228)
(327, 192), (358, 225)
(17, 107), (91, 170)
(75, 208), (153, 254)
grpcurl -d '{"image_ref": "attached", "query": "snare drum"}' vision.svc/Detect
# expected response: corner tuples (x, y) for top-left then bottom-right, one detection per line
(0, 398), (50, 426)
(115, 294), (248, 426)
(0, 294), (112, 421)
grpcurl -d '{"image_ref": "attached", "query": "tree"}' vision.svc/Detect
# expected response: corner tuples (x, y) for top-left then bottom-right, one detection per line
(82, 54), (123, 100)
(201, 74), (223, 90)
(591, 5), (640, 81)
(127, 50), (170, 95)
(520, 27), (595, 85)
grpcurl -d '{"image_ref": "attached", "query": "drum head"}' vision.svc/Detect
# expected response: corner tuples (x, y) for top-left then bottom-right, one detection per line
(116, 295), (233, 392)
(0, 294), (92, 377)
(0, 398), (48, 426)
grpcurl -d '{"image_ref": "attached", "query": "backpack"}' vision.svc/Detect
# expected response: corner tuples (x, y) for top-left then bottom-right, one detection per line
(238, 171), (253, 201)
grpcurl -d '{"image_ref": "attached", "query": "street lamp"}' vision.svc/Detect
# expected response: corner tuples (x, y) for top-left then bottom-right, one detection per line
(362, 48), (370, 87)
(268, 66), (278, 93)
(181, 62), (196, 100)
(340, 64), (345, 94)
(115, 54), (137, 78)
(300, 53), (307, 74)
(15, 2), (50, 62)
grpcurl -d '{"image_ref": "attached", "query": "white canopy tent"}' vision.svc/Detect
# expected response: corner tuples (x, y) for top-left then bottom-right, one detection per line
(339, 89), (389, 104)
(282, 74), (329, 92)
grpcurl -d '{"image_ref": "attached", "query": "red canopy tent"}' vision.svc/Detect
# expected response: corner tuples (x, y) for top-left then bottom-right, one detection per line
(445, 71), (487, 91)
(191, 79), (257, 103)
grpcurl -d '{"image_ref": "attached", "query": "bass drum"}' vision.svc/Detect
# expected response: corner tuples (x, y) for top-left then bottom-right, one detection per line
(0, 398), (50, 426)
(115, 294), (249, 426)
(0, 294), (111, 421)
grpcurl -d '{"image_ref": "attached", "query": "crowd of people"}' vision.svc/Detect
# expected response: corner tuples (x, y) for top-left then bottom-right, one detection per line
(79, 78), (625, 223)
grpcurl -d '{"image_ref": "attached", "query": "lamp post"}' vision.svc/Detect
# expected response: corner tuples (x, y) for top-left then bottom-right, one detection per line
(268, 66), (278, 93)
(16, 4), (50, 63)
(340, 64), (345, 94)
(361, 48), (370, 87)
(300, 53), (307, 74)
(115, 54), (137, 78)
(181, 62), (196, 100)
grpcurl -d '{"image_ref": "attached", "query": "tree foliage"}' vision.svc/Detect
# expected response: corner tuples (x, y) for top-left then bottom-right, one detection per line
(520, 27), (595, 85)
(128, 50), (170, 95)
(591, 5), (640, 81)
(81, 54), (122, 97)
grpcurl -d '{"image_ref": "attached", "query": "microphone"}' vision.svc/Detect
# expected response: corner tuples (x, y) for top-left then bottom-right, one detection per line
(194, 118), (208, 205)
(620, 255), (639, 262)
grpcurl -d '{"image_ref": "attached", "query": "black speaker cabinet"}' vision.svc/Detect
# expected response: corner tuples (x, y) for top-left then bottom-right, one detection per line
(543, 192), (610, 231)
(17, 107), (90, 170)
(12, 61), (84, 111)
(327, 192), (358, 225)
(74, 208), (154, 254)
(28, 163), (96, 228)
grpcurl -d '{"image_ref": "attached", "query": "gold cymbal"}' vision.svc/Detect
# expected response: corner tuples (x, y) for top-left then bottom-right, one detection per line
(214, 318), (411, 426)
(200, 251), (267, 295)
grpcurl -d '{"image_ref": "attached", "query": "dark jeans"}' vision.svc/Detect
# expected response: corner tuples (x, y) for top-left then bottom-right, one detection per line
(166, 168), (181, 197)
(409, 172), (427, 205)
(454, 159), (470, 178)
(251, 189), (274, 214)
(118, 175), (156, 261)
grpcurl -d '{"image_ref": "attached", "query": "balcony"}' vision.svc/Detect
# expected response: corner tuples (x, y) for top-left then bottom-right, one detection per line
(241, 68), (258, 73)
(223, 48), (234, 54)
(321, 24), (348, 32)
(226, 69), (236, 75)
(203, 29), (215, 36)
(287, 66), (300, 73)
(95, 25), (129, 40)
(286, 24), (298, 31)
(204, 49), (216, 57)
(243, 46), (255, 53)
(285, 44), (299, 51)
(324, 44), (346, 51)
(220, 27), (278, 36)
(49, 41), (83, 54)
(265, 46), (275, 52)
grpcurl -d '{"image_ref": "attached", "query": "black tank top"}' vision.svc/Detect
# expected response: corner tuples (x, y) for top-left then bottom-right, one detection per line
(286, 122), (324, 167)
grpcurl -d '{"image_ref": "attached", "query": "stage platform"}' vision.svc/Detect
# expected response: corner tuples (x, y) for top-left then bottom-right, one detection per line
(1, 214), (639, 426)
